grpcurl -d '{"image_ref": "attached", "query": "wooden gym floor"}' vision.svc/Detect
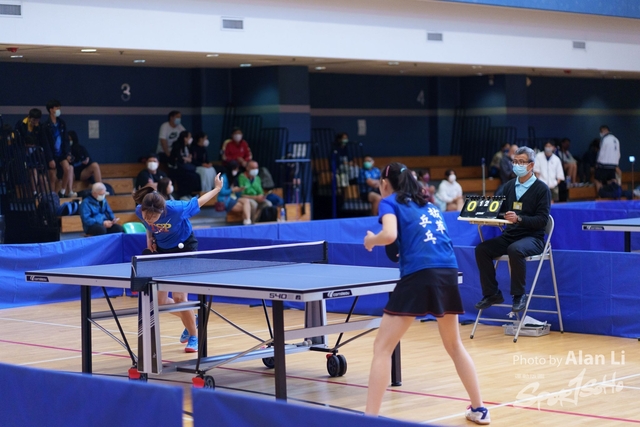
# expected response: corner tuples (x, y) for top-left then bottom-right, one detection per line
(0, 296), (638, 426)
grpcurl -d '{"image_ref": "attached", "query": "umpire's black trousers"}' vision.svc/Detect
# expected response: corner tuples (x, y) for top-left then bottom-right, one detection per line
(475, 234), (544, 297)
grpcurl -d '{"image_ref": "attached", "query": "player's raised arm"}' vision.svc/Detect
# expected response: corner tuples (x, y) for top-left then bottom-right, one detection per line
(197, 173), (223, 207)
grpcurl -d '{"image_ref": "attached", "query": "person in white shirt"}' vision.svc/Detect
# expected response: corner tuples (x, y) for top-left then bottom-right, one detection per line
(435, 169), (464, 211)
(533, 141), (565, 202)
(594, 125), (620, 193)
(156, 110), (186, 163)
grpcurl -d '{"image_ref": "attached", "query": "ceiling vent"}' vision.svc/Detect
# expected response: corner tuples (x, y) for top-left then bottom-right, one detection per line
(222, 18), (244, 30)
(427, 32), (443, 42)
(0, 3), (21, 16)
(573, 41), (586, 50)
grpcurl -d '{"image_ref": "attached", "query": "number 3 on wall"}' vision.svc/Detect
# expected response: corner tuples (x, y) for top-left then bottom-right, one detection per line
(121, 83), (131, 102)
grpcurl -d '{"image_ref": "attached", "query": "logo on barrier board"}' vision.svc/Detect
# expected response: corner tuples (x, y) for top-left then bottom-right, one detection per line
(27, 276), (49, 282)
(323, 290), (353, 298)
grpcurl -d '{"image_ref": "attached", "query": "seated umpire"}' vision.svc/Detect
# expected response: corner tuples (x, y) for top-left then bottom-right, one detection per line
(474, 146), (551, 312)
(80, 182), (124, 236)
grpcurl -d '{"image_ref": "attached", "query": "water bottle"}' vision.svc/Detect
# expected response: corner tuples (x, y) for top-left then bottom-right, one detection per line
(279, 206), (286, 222)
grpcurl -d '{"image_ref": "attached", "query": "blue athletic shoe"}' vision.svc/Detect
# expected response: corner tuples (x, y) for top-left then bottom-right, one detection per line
(465, 406), (490, 425)
(179, 314), (198, 343)
(185, 335), (198, 353)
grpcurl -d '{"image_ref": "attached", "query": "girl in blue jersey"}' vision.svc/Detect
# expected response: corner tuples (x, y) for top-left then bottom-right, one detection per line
(133, 173), (223, 353)
(363, 163), (489, 425)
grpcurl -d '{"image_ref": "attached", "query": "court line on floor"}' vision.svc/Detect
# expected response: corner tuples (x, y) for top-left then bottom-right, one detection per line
(3, 337), (639, 424)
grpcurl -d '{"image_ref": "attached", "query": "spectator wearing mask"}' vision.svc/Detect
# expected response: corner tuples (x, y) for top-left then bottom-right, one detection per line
(217, 160), (253, 225)
(135, 153), (167, 190)
(534, 140), (564, 202)
(238, 160), (273, 222)
(68, 131), (102, 185)
(222, 128), (252, 168)
(435, 169), (464, 212)
(157, 110), (185, 164)
(594, 125), (620, 193)
(15, 108), (57, 189)
(169, 131), (201, 199)
(80, 182), (123, 236)
(358, 155), (382, 215)
(191, 132), (217, 192)
(489, 142), (511, 178)
(417, 168), (436, 203)
(157, 177), (175, 201)
(42, 100), (75, 197)
(556, 138), (578, 186)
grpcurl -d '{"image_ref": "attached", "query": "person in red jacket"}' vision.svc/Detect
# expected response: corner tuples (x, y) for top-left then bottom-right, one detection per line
(222, 128), (252, 168)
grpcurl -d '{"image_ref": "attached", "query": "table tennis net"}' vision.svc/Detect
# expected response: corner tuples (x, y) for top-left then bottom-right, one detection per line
(132, 241), (327, 279)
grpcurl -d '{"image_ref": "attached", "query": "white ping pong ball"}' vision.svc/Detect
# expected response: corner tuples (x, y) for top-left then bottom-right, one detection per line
(178, 243), (184, 249)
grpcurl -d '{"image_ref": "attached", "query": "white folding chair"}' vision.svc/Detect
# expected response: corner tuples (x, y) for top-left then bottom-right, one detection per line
(470, 215), (563, 342)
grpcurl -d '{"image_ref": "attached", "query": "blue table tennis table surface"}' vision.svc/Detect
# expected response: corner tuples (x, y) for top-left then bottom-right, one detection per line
(27, 262), (403, 302)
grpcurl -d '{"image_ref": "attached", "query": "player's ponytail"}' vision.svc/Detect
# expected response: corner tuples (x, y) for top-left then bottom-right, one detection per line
(381, 162), (427, 207)
(133, 185), (166, 214)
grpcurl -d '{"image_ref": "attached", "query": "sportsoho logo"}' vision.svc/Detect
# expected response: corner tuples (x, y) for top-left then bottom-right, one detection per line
(27, 276), (49, 282)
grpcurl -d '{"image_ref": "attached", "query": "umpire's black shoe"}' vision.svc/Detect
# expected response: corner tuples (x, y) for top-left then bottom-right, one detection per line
(512, 294), (528, 312)
(474, 291), (504, 310)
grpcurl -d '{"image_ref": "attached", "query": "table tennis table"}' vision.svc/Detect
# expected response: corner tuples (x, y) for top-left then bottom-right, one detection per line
(25, 242), (462, 400)
(582, 217), (640, 252)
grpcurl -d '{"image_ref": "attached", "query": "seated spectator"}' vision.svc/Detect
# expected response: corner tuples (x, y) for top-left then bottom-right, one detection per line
(157, 177), (176, 200)
(434, 169), (464, 211)
(15, 108), (54, 190)
(135, 153), (168, 190)
(556, 138), (578, 186)
(217, 161), (253, 225)
(68, 131), (102, 185)
(157, 110), (185, 164)
(417, 168), (436, 203)
(169, 131), (201, 199)
(42, 100), (76, 197)
(191, 132), (217, 192)
(580, 138), (600, 184)
(500, 144), (518, 184)
(222, 128), (252, 168)
(238, 160), (273, 222)
(331, 132), (358, 186)
(358, 155), (382, 215)
(80, 182), (123, 236)
(489, 142), (510, 178)
(533, 140), (564, 202)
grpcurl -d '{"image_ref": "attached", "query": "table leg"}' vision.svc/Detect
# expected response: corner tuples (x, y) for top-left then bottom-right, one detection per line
(80, 285), (92, 374)
(391, 342), (402, 386)
(625, 232), (631, 252)
(272, 300), (287, 400)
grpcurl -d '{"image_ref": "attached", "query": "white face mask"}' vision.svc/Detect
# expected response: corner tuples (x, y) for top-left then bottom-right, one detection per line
(69, 139), (74, 146)
(96, 194), (105, 202)
(249, 169), (259, 177)
(55, 109), (61, 118)
(544, 147), (554, 155)
(448, 174), (456, 183)
(599, 132), (605, 138)
(186, 137), (193, 146)
(147, 161), (159, 171)
(203, 139), (210, 147)
(233, 134), (243, 142)
(232, 170), (238, 176)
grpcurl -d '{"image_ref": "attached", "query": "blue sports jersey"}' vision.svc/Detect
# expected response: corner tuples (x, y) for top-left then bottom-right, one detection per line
(378, 195), (457, 277)
(136, 197), (200, 249)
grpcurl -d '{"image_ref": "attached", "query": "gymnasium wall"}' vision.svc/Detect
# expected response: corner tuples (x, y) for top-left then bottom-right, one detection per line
(2, 61), (639, 167)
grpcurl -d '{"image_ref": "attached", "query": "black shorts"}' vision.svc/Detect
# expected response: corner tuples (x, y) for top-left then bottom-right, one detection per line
(156, 232), (198, 253)
(360, 188), (380, 202)
(595, 166), (616, 183)
(73, 161), (97, 181)
(384, 268), (464, 317)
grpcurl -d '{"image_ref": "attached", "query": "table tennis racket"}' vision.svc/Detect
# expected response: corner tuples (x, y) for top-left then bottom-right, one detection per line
(385, 239), (399, 263)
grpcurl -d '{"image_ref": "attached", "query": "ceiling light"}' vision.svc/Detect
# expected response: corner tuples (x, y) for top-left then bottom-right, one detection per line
(315, 66), (326, 70)
(388, 61), (399, 66)
(133, 59), (146, 63)
(10, 55), (23, 58)
(81, 49), (97, 53)
(240, 63), (252, 67)
(472, 65), (483, 69)
(206, 54), (219, 57)
(476, 72), (483, 76)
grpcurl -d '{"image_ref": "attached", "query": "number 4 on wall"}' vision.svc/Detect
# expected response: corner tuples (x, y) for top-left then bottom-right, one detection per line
(416, 90), (425, 106)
